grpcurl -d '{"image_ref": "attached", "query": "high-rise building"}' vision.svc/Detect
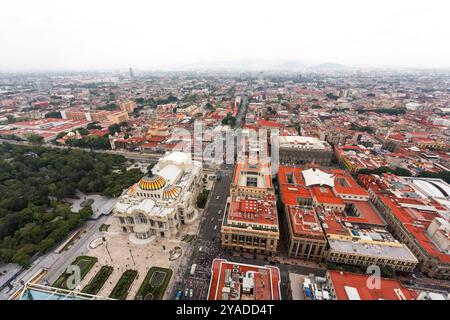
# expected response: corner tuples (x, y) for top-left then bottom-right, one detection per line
(129, 66), (134, 78)
(221, 158), (280, 255)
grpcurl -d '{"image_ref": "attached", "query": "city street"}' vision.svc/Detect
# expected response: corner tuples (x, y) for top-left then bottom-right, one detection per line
(168, 95), (250, 300)
(167, 91), (329, 300)
(169, 164), (234, 300)
(169, 161), (329, 300)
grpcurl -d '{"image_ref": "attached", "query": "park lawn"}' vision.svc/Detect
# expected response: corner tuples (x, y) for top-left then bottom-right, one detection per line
(109, 270), (138, 300)
(181, 234), (195, 243)
(135, 267), (173, 300)
(53, 256), (98, 289)
(81, 265), (113, 295)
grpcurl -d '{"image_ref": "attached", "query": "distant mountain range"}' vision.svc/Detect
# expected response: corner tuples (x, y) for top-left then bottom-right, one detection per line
(159, 59), (352, 71)
(312, 62), (351, 70)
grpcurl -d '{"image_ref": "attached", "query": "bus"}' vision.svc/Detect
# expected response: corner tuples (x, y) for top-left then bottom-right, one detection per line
(190, 264), (197, 276)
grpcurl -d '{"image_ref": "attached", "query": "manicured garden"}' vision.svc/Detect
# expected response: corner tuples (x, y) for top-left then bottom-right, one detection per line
(109, 269), (138, 300)
(99, 224), (110, 232)
(196, 189), (210, 208)
(53, 256), (98, 289)
(135, 267), (173, 300)
(81, 265), (113, 295)
(181, 234), (195, 243)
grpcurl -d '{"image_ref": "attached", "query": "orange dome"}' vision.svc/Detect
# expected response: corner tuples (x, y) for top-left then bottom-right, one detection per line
(138, 175), (166, 191)
(163, 186), (182, 199)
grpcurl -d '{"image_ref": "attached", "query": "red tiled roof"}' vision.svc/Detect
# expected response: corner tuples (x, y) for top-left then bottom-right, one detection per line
(257, 119), (283, 128)
(376, 193), (450, 264)
(228, 195), (278, 226)
(328, 271), (417, 300)
(288, 206), (326, 239)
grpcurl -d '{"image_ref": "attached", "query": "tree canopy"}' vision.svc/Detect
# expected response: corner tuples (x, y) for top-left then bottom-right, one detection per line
(65, 134), (111, 150)
(222, 114), (236, 127)
(358, 166), (412, 176)
(0, 143), (144, 267)
(25, 133), (44, 144)
(97, 103), (119, 111)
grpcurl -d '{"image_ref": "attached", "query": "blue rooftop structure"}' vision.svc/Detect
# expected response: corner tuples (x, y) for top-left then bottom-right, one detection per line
(16, 283), (112, 300)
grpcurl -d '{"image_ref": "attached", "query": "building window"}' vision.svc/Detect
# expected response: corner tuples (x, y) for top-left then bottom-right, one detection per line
(286, 173), (295, 184)
(317, 246), (323, 256)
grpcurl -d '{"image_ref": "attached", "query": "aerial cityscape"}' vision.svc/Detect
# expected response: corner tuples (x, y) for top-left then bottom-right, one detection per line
(0, 0), (449, 311)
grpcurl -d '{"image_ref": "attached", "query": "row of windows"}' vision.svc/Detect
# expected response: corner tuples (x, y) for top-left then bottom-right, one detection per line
(328, 252), (416, 267)
(291, 241), (324, 258)
(328, 257), (414, 271)
(137, 192), (167, 198)
(119, 216), (166, 229)
(223, 246), (274, 254)
(339, 194), (368, 200)
(223, 234), (276, 247)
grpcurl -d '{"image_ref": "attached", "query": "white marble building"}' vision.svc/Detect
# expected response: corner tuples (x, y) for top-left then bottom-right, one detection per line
(114, 152), (203, 239)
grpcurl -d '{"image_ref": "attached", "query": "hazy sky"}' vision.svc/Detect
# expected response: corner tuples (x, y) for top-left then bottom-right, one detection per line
(1, 0), (449, 71)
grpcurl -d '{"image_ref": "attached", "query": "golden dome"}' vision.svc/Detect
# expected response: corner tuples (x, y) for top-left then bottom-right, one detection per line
(163, 186), (182, 199)
(138, 175), (166, 191)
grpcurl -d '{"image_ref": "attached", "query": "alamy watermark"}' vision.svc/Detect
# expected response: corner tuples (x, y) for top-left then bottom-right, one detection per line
(169, 120), (280, 175)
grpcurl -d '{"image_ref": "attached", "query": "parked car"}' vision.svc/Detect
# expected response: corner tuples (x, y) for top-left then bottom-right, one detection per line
(175, 290), (183, 300)
(403, 280), (415, 286)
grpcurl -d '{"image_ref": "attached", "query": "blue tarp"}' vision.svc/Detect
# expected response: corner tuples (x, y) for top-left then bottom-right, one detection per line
(305, 287), (312, 298)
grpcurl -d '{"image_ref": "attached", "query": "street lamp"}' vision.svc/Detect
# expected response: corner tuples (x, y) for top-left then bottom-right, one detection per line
(129, 249), (136, 268)
(105, 240), (113, 263)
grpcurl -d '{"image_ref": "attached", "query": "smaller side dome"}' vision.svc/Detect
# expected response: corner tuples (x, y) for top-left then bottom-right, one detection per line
(163, 186), (182, 199)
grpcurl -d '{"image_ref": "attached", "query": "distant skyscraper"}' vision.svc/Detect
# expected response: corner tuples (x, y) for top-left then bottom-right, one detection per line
(129, 67), (134, 78)
(258, 71), (264, 81)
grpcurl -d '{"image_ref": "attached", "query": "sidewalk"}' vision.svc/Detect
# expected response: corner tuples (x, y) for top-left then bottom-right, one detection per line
(272, 254), (325, 269)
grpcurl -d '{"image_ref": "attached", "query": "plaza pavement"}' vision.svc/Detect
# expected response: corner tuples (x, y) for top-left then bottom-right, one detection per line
(78, 214), (201, 299)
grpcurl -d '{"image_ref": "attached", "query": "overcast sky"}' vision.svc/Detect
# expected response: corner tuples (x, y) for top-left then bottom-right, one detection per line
(1, 0), (449, 71)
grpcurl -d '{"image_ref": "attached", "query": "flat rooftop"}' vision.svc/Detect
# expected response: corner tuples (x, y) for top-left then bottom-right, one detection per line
(208, 259), (281, 300)
(279, 136), (332, 151)
(342, 200), (386, 226)
(233, 160), (272, 190)
(17, 283), (112, 300)
(288, 206), (326, 240)
(226, 195), (279, 227)
(328, 271), (417, 300)
(278, 166), (369, 207)
(327, 238), (418, 262)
